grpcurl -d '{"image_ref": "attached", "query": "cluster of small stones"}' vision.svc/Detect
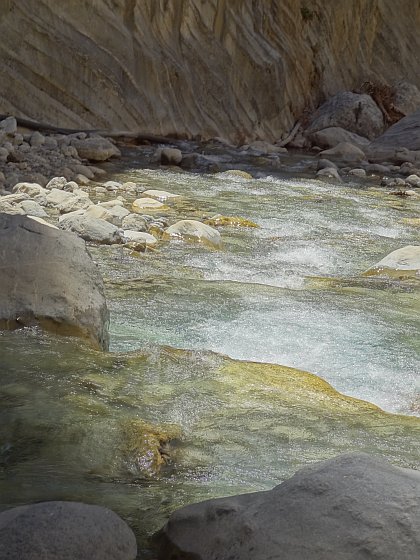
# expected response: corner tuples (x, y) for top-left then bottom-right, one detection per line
(0, 116), (119, 194)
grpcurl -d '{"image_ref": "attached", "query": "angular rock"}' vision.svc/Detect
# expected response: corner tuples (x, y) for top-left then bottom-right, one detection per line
(307, 126), (370, 150)
(163, 220), (222, 248)
(363, 245), (420, 278)
(367, 110), (420, 162)
(0, 116), (17, 134)
(306, 92), (385, 140)
(121, 213), (148, 232)
(155, 453), (420, 560)
(18, 200), (48, 217)
(59, 214), (122, 245)
(72, 137), (121, 161)
(320, 142), (365, 163)
(393, 81), (420, 116)
(45, 176), (68, 190)
(0, 501), (137, 560)
(0, 214), (109, 349)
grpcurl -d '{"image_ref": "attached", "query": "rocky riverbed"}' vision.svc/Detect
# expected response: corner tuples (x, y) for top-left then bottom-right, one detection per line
(1, 97), (420, 558)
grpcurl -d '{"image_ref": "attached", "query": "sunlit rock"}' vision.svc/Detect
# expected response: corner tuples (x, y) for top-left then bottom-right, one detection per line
(132, 197), (167, 212)
(363, 245), (420, 278)
(163, 219), (222, 248)
(204, 214), (259, 228)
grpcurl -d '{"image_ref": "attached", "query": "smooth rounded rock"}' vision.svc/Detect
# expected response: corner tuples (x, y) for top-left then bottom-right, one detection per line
(123, 230), (158, 246)
(59, 214), (122, 245)
(132, 197), (166, 212)
(164, 220), (222, 248)
(155, 453), (420, 560)
(0, 214), (109, 348)
(71, 137), (121, 161)
(363, 245), (420, 277)
(0, 501), (137, 560)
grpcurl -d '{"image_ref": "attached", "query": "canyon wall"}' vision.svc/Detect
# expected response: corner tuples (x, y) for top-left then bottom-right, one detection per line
(0, 0), (419, 143)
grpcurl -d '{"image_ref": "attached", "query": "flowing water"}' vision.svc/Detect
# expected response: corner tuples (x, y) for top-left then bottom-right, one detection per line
(1, 149), (420, 556)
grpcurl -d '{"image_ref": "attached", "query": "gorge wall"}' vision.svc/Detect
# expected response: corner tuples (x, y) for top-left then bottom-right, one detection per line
(1, 0), (420, 143)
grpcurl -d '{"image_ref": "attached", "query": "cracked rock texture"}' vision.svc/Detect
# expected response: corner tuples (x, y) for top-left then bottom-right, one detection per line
(0, 1), (420, 142)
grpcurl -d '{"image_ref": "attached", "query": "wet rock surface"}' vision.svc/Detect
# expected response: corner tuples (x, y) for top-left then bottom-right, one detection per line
(155, 453), (420, 560)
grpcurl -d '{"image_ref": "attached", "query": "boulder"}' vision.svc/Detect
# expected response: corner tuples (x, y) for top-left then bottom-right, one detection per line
(367, 110), (420, 162)
(143, 189), (180, 200)
(306, 92), (385, 140)
(406, 174), (420, 187)
(72, 137), (121, 161)
(244, 140), (287, 154)
(163, 220), (222, 248)
(160, 147), (182, 165)
(59, 214), (122, 245)
(0, 501), (137, 560)
(155, 453), (420, 560)
(45, 176), (68, 190)
(84, 204), (114, 221)
(306, 126), (370, 150)
(180, 153), (221, 172)
(393, 81), (420, 116)
(319, 142), (365, 163)
(12, 182), (45, 197)
(121, 213), (148, 232)
(348, 168), (367, 177)
(132, 197), (166, 212)
(0, 116), (17, 134)
(57, 191), (92, 214)
(215, 170), (253, 180)
(123, 230), (158, 246)
(363, 245), (420, 278)
(18, 200), (48, 217)
(316, 167), (341, 180)
(29, 131), (45, 147)
(0, 214), (109, 349)
(106, 204), (130, 226)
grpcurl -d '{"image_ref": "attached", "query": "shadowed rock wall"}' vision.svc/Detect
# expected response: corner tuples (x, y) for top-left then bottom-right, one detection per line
(1, 0), (420, 142)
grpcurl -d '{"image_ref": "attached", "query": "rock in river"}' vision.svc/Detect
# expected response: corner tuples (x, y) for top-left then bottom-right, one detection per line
(0, 213), (109, 349)
(0, 501), (137, 560)
(155, 453), (420, 560)
(163, 219), (222, 248)
(363, 245), (420, 278)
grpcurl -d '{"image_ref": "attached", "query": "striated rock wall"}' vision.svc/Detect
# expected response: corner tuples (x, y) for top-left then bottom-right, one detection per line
(1, 0), (420, 143)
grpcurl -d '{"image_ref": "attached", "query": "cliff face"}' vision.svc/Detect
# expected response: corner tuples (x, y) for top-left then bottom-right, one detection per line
(1, 0), (420, 143)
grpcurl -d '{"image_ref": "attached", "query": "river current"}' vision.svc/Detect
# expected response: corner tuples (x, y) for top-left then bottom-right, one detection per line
(1, 147), (419, 556)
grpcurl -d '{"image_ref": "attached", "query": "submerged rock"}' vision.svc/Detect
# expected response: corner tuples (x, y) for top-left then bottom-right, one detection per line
(204, 214), (259, 228)
(0, 214), (109, 349)
(363, 245), (420, 278)
(155, 453), (420, 560)
(0, 501), (137, 560)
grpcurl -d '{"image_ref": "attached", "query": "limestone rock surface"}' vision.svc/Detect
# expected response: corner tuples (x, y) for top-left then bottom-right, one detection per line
(0, 213), (109, 349)
(0, 501), (137, 560)
(367, 110), (420, 162)
(1, 1), (420, 142)
(156, 453), (420, 560)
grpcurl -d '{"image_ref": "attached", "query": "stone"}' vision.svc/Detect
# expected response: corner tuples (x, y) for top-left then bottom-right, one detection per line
(160, 147), (182, 165)
(316, 158), (338, 170)
(0, 501), (137, 560)
(72, 164), (95, 179)
(106, 204), (130, 226)
(57, 191), (92, 214)
(306, 92), (385, 140)
(46, 188), (74, 207)
(72, 137), (121, 161)
(12, 182), (45, 197)
(84, 205), (113, 221)
(121, 213), (148, 232)
(348, 168), (367, 177)
(316, 167), (341, 180)
(163, 220), (222, 248)
(123, 230), (158, 246)
(406, 174), (420, 187)
(364, 245), (420, 277)
(0, 201), (25, 215)
(18, 200), (48, 217)
(103, 180), (122, 191)
(367, 110), (420, 162)
(45, 176), (68, 190)
(29, 131), (45, 147)
(98, 199), (124, 208)
(0, 116), (17, 134)
(180, 153), (220, 172)
(363, 163), (391, 174)
(132, 197), (166, 212)
(75, 173), (90, 185)
(27, 216), (58, 229)
(0, 214), (109, 349)
(319, 142), (365, 163)
(59, 214), (122, 245)
(155, 453), (420, 560)
(216, 170), (253, 180)
(307, 126), (370, 150)
(393, 81), (420, 116)
(142, 189), (180, 200)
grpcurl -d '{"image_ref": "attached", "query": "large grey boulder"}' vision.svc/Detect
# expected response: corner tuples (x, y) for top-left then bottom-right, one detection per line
(306, 92), (385, 140)
(71, 137), (121, 161)
(307, 126), (370, 150)
(367, 110), (420, 162)
(0, 213), (109, 349)
(393, 81), (420, 116)
(155, 453), (420, 560)
(59, 213), (122, 245)
(0, 501), (137, 560)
